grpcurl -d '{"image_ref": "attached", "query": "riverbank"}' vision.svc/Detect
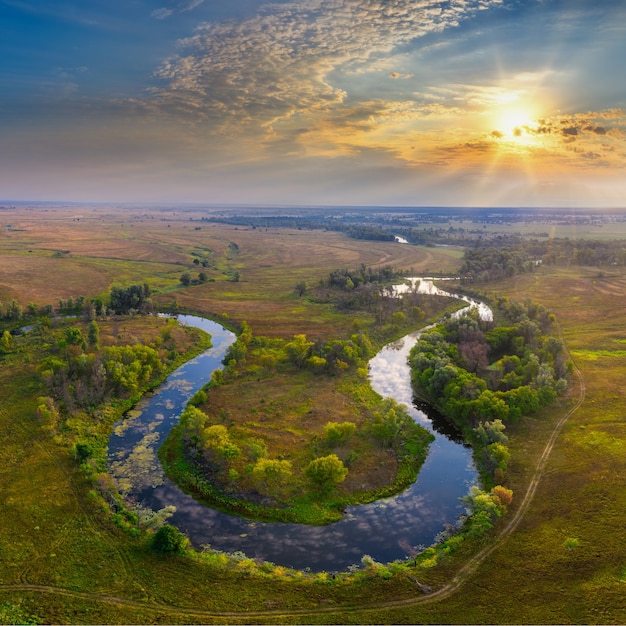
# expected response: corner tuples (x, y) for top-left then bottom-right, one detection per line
(106, 282), (482, 570)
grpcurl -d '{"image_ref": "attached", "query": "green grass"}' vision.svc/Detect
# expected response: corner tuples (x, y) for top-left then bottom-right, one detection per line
(570, 348), (626, 360)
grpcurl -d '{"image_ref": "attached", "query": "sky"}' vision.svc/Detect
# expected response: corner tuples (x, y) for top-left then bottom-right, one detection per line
(2, 0), (626, 207)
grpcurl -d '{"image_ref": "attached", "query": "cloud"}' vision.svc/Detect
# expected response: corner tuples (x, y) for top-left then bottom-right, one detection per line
(152, 0), (206, 20)
(149, 0), (506, 132)
(183, 0), (205, 11)
(389, 71), (413, 79)
(151, 8), (174, 20)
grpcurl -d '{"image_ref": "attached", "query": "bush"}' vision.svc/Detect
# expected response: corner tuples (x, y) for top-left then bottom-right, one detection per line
(150, 524), (189, 555)
(324, 421), (357, 446)
(305, 454), (348, 489)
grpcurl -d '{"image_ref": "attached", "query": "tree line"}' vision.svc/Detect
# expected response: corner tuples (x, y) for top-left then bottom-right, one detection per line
(0, 283), (156, 330)
(460, 237), (626, 283)
(409, 298), (571, 485)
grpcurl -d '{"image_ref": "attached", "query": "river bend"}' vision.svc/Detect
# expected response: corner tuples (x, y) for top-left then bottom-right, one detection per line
(108, 281), (485, 571)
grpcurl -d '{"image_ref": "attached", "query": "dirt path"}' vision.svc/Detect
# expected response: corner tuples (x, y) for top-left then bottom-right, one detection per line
(0, 331), (585, 623)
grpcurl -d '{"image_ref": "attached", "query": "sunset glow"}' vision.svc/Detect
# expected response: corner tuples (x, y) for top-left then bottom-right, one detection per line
(1, 0), (626, 207)
(496, 108), (539, 140)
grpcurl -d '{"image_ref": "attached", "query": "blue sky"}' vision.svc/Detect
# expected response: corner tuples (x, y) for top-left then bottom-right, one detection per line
(2, 0), (626, 206)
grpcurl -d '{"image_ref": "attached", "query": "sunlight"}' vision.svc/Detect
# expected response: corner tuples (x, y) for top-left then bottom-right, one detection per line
(496, 106), (539, 142)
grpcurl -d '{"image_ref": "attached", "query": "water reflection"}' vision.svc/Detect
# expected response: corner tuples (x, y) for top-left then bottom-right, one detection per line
(107, 282), (488, 571)
(415, 400), (470, 447)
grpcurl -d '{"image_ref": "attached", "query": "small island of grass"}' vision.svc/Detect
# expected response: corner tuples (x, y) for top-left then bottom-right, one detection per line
(159, 324), (435, 525)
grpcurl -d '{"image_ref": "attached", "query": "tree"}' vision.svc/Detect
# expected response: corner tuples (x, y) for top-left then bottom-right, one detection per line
(150, 524), (189, 554)
(252, 458), (292, 490)
(484, 442), (510, 475)
(109, 283), (151, 314)
(65, 327), (84, 346)
(491, 485), (513, 508)
(474, 419), (508, 445)
(36, 396), (59, 433)
(391, 311), (406, 326)
(459, 340), (489, 374)
(370, 399), (409, 447)
(409, 306), (425, 322)
(324, 421), (357, 446)
(285, 334), (314, 368)
(294, 280), (308, 297)
(460, 485), (502, 519)
(0, 330), (12, 353)
(88, 320), (100, 350)
(305, 454), (348, 489)
(180, 272), (192, 287)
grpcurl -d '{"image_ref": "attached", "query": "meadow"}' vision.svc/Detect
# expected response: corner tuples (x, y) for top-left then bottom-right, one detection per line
(0, 205), (625, 623)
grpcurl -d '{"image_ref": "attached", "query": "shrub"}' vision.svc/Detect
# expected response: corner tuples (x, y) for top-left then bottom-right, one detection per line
(324, 421), (357, 446)
(305, 454), (348, 489)
(150, 524), (189, 555)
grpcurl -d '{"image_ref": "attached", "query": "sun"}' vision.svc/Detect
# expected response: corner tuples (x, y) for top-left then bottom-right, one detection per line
(492, 105), (541, 146)
(496, 107), (537, 140)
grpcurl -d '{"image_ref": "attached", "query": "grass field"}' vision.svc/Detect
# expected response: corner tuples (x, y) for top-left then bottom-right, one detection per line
(1, 207), (626, 623)
(0, 206), (459, 337)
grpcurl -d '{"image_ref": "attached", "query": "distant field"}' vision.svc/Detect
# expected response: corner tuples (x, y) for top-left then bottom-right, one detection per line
(0, 206), (462, 337)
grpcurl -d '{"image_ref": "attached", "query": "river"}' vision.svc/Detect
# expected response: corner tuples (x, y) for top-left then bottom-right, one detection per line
(107, 280), (487, 572)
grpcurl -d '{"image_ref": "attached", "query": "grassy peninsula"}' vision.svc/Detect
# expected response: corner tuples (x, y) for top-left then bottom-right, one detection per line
(159, 328), (434, 524)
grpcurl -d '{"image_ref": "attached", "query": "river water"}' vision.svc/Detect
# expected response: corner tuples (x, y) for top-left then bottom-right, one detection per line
(107, 281), (486, 572)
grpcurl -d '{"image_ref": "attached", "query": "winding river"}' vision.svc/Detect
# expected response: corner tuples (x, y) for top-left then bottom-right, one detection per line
(107, 280), (489, 572)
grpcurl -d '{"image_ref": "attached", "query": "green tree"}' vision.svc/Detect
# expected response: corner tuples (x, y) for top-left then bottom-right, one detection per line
(391, 311), (406, 326)
(487, 442), (511, 472)
(324, 421), (357, 446)
(305, 454), (348, 489)
(474, 419), (508, 445)
(199, 424), (240, 460)
(252, 458), (293, 489)
(88, 320), (100, 349)
(285, 334), (314, 368)
(294, 280), (308, 297)
(370, 400), (409, 447)
(180, 272), (192, 287)
(65, 327), (84, 346)
(461, 486), (502, 518)
(0, 330), (12, 353)
(150, 524), (189, 554)
(409, 305), (425, 322)
(36, 396), (60, 433)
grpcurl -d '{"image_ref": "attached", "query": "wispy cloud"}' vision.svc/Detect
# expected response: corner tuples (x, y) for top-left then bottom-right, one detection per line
(151, 8), (174, 20)
(152, 0), (206, 20)
(149, 0), (504, 132)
